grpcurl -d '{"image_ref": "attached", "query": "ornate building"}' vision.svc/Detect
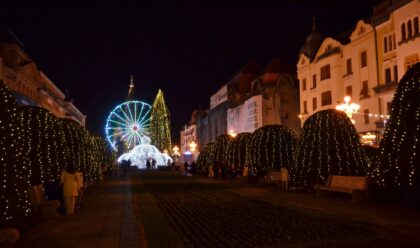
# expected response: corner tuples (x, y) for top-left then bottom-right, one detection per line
(0, 30), (86, 126)
(297, 0), (420, 145)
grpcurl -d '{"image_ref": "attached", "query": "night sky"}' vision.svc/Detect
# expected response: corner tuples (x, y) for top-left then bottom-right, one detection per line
(1, 0), (378, 142)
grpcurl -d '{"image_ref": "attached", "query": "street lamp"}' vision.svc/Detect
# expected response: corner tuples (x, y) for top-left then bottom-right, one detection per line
(228, 129), (237, 138)
(336, 96), (360, 123)
(172, 146), (180, 163)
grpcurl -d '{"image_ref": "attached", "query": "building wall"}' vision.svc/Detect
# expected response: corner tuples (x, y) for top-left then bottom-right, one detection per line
(0, 42), (86, 126)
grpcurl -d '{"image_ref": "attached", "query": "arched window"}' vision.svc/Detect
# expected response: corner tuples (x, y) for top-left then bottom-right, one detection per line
(414, 17), (419, 35)
(384, 37), (388, 53)
(389, 35), (392, 51)
(401, 23), (406, 41)
(408, 20), (412, 38)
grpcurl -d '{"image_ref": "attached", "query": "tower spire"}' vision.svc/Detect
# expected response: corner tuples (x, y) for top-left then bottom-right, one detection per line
(126, 74), (136, 101)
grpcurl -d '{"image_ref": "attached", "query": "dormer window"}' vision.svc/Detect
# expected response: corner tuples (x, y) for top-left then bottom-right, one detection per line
(326, 44), (333, 51)
(358, 26), (365, 35)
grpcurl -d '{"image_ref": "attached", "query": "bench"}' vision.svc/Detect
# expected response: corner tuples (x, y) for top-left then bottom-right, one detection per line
(314, 175), (368, 203)
(28, 185), (60, 219)
(262, 169), (289, 191)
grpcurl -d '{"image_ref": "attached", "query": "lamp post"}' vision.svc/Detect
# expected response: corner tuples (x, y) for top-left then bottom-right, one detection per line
(228, 129), (237, 138)
(336, 96), (360, 124)
(172, 145), (180, 163)
(189, 141), (197, 161)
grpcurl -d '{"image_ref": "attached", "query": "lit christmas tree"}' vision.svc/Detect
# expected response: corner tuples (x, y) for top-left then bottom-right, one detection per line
(370, 63), (420, 201)
(197, 142), (215, 172)
(213, 134), (232, 164)
(0, 80), (30, 227)
(246, 125), (296, 177)
(150, 89), (172, 154)
(291, 109), (368, 191)
(226, 132), (251, 170)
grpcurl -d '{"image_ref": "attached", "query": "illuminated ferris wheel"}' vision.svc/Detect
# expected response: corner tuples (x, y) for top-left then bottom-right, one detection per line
(106, 100), (152, 150)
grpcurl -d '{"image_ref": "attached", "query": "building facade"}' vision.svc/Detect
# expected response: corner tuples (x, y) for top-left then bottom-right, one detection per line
(297, 1), (420, 145)
(0, 31), (86, 126)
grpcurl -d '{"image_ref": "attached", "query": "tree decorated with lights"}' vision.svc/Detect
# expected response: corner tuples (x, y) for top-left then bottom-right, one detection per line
(291, 109), (368, 191)
(150, 89), (172, 154)
(226, 132), (251, 170)
(0, 80), (30, 227)
(246, 125), (296, 177)
(19, 106), (70, 185)
(213, 134), (232, 164)
(370, 63), (420, 201)
(196, 142), (216, 172)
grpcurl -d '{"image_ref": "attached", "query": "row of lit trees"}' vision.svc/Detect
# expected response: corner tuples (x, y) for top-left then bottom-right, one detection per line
(0, 80), (116, 228)
(197, 63), (420, 202)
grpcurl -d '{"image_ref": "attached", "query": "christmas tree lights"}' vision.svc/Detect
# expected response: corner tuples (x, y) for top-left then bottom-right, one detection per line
(196, 142), (216, 172)
(150, 89), (172, 154)
(291, 109), (369, 191)
(0, 80), (30, 227)
(226, 133), (251, 170)
(246, 125), (296, 178)
(369, 63), (420, 201)
(213, 134), (232, 164)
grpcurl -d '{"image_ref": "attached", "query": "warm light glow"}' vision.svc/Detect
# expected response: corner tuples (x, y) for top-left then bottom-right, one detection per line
(172, 145), (180, 155)
(361, 132), (377, 146)
(336, 96), (360, 122)
(189, 141), (197, 153)
(229, 129), (237, 138)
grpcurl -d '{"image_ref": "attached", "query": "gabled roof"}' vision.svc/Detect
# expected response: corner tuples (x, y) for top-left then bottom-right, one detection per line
(261, 58), (294, 75)
(298, 17), (325, 62)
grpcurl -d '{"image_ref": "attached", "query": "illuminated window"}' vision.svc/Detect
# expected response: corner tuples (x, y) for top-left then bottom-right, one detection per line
(312, 74), (317, 89)
(359, 81), (369, 99)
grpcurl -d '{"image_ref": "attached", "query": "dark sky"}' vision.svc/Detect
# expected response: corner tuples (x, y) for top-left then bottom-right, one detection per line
(2, 0), (379, 143)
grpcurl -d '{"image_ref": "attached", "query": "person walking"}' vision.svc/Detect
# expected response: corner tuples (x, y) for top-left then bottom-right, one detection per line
(75, 168), (84, 209)
(60, 164), (81, 215)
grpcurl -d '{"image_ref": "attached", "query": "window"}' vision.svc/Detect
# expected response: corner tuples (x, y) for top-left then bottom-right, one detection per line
(387, 102), (392, 114)
(312, 74), (317, 89)
(303, 101), (308, 113)
(408, 20), (413, 38)
(384, 37), (388, 53)
(312, 97), (317, 111)
(360, 81), (369, 99)
(346, 59), (352, 74)
(361, 51), (367, 67)
(320, 64), (331, 80)
(393, 34), (396, 49)
(364, 109), (370, 124)
(302, 79), (307, 91)
(388, 35), (392, 51)
(415, 17), (419, 35)
(401, 23), (406, 41)
(393, 65), (398, 82)
(321, 91), (332, 106)
(346, 86), (353, 97)
(385, 68), (392, 83)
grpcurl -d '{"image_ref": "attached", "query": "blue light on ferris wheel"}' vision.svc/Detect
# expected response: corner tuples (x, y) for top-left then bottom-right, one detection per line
(105, 100), (152, 150)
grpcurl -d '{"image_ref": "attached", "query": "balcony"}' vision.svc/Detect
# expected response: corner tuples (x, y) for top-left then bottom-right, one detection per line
(373, 81), (398, 94)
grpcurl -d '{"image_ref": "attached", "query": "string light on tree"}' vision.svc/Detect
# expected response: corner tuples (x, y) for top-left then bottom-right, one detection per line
(150, 89), (172, 154)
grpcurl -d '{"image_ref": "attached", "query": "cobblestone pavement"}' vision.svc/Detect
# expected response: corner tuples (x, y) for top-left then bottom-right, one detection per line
(16, 171), (420, 248)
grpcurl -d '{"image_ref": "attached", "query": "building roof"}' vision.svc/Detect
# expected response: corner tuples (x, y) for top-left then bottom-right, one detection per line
(261, 58), (295, 75)
(371, 0), (411, 26)
(298, 17), (324, 62)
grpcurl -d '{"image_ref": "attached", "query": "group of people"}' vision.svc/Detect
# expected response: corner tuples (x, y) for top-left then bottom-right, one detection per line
(146, 158), (157, 170)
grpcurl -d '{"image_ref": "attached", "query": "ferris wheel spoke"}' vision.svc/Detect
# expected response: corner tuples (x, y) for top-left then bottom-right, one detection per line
(134, 102), (137, 126)
(127, 104), (135, 125)
(136, 104), (145, 124)
(139, 107), (151, 126)
(110, 112), (131, 127)
(120, 107), (133, 126)
(108, 129), (131, 138)
(107, 119), (129, 128)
